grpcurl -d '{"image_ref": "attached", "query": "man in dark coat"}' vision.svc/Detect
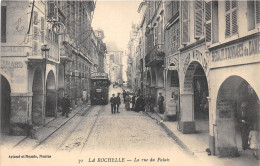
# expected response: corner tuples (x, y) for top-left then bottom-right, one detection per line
(115, 93), (121, 113)
(62, 94), (71, 118)
(158, 92), (164, 114)
(110, 94), (116, 114)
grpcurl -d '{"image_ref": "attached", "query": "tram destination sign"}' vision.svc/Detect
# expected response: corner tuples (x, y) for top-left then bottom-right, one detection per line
(91, 72), (108, 78)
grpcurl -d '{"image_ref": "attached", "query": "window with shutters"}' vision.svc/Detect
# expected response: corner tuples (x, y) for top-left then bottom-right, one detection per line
(256, 1), (260, 25)
(33, 26), (38, 40)
(194, 0), (204, 39)
(182, 0), (189, 45)
(1, 6), (7, 43)
(225, 0), (238, 38)
(205, 1), (212, 43)
(33, 11), (38, 25)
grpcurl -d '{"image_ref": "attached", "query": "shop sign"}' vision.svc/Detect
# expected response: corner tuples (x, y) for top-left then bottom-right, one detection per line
(217, 100), (233, 118)
(212, 37), (260, 62)
(0, 60), (23, 68)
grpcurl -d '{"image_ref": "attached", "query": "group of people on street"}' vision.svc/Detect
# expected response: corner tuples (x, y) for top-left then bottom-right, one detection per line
(110, 93), (121, 114)
(120, 90), (165, 113)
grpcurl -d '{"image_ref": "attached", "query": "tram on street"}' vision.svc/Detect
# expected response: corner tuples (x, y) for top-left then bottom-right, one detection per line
(90, 72), (110, 105)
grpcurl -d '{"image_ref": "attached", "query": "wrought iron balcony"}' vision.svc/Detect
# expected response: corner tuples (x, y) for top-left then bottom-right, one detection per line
(145, 44), (165, 67)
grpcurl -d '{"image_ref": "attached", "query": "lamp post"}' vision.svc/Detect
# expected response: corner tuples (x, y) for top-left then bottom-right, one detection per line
(41, 44), (50, 125)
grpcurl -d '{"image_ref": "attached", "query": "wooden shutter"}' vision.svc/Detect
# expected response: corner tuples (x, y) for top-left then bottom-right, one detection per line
(256, 1), (260, 24)
(182, 1), (189, 44)
(194, 0), (203, 38)
(1, 6), (7, 43)
(205, 1), (212, 43)
(231, 9), (238, 35)
(33, 11), (38, 25)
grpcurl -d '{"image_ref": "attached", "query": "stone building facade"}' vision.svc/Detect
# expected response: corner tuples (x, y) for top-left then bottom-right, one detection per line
(1, 0), (106, 136)
(131, 0), (260, 157)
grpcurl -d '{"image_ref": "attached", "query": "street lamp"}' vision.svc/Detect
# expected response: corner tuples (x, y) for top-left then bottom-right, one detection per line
(41, 44), (50, 124)
(41, 44), (50, 59)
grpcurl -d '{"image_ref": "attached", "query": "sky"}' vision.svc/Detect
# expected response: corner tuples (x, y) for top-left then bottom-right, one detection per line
(92, 0), (142, 81)
(92, 0), (141, 51)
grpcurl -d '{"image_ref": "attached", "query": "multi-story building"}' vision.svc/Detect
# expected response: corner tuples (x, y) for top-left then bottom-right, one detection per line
(107, 51), (123, 84)
(132, 0), (260, 158)
(1, 0), (106, 136)
(126, 24), (140, 92)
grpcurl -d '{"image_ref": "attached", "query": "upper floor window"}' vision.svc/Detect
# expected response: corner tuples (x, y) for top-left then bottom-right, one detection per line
(247, 1), (260, 31)
(194, 0), (204, 39)
(181, 0), (189, 45)
(1, 6), (6, 43)
(225, 0), (238, 38)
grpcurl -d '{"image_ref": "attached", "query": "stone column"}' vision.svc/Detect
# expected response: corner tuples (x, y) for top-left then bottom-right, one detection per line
(10, 93), (32, 136)
(179, 92), (195, 133)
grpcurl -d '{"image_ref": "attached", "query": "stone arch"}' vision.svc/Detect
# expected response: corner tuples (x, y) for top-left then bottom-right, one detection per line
(32, 67), (44, 125)
(180, 61), (209, 134)
(45, 70), (56, 117)
(1, 74), (11, 133)
(215, 75), (259, 156)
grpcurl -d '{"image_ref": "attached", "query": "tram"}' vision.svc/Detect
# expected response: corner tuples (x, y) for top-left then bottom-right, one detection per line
(90, 72), (110, 105)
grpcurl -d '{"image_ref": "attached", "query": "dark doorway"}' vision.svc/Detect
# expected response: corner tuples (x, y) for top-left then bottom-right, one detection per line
(1, 75), (11, 134)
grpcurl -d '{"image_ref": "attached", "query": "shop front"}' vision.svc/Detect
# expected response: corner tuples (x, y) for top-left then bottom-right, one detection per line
(209, 35), (260, 157)
(179, 43), (210, 134)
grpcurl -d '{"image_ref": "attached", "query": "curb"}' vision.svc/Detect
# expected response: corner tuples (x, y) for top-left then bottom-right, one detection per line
(144, 111), (194, 156)
(33, 105), (91, 148)
(13, 104), (90, 148)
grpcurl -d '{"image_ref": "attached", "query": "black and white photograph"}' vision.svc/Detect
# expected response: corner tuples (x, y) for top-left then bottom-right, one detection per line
(0, 0), (259, 166)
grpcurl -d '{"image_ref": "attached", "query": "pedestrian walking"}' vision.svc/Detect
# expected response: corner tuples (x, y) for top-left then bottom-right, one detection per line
(61, 94), (71, 118)
(158, 92), (164, 114)
(125, 94), (130, 111)
(115, 93), (121, 113)
(248, 124), (260, 160)
(110, 94), (117, 114)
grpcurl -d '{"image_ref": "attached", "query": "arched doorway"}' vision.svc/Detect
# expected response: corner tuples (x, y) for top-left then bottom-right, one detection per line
(1, 75), (11, 134)
(45, 70), (56, 117)
(32, 68), (44, 125)
(166, 65), (179, 120)
(151, 69), (157, 102)
(184, 61), (209, 132)
(216, 76), (259, 155)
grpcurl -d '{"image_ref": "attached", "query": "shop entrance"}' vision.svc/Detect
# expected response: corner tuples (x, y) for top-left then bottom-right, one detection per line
(184, 61), (209, 132)
(45, 70), (56, 117)
(166, 68), (179, 120)
(1, 75), (11, 134)
(216, 76), (259, 154)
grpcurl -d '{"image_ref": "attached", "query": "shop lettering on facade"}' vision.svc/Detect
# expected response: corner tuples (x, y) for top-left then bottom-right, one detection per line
(1, 60), (23, 68)
(212, 37), (260, 62)
(183, 49), (208, 75)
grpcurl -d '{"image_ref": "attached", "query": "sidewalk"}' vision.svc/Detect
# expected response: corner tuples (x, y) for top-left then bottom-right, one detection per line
(145, 111), (260, 166)
(0, 104), (90, 148)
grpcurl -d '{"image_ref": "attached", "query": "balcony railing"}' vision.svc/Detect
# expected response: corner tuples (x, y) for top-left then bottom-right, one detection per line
(145, 44), (165, 67)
